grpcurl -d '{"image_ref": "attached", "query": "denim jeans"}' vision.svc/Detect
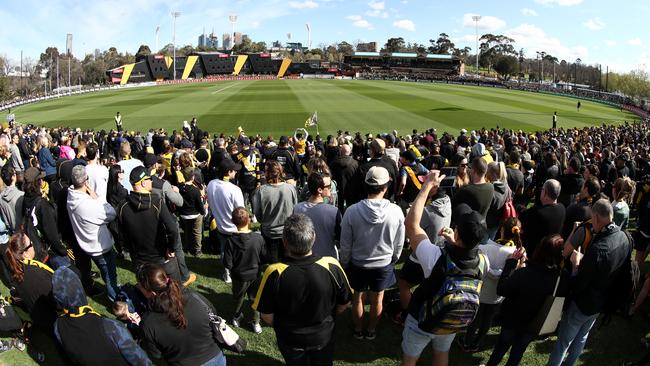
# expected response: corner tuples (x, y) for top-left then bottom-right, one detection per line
(201, 352), (226, 366)
(486, 326), (535, 366)
(547, 301), (599, 366)
(92, 251), (119, 302)
(48, 255), (71, 270)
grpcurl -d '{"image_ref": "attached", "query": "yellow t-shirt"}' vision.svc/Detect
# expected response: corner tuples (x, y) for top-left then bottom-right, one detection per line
(295, 139), (306, 155)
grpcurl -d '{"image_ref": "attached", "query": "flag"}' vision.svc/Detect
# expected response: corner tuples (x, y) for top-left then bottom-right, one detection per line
(305, 111), (318, 128)
(304, 116), (313, 128)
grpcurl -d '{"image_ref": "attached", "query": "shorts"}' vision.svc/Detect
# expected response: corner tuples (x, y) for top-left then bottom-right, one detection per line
(399, 256), (424, 285)
(348, 264), (396, 293)
(634, 231), (650, 252)
(401, 314), (455, 357)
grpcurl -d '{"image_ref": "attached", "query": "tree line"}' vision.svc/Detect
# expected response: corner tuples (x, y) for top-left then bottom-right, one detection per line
(1, 33), (648, 103)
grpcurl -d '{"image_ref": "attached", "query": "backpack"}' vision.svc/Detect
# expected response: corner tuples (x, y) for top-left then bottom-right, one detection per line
(601, 230), (640, 325)
(417, 251), (487, 335)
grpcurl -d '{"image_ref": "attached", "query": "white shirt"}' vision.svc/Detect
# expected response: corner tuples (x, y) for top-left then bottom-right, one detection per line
(118, 158), (144, 192)
(67, 188), (116, 257)
(86, 163), (109, 201)
(207, 179), (245, 234)
(415, 238), (490, 278)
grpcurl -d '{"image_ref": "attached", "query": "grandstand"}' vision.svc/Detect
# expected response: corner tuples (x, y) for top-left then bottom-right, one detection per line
(343, 51), (464, 77)
(106, 52), (328, 84)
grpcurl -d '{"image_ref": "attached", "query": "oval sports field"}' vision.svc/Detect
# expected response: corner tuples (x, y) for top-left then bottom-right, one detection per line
(12, 79), (638, 136)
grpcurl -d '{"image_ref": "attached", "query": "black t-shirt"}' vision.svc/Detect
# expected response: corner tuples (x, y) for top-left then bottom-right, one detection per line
(452, 183), (495, 219)
(15, 262), (57, 328)
(253, 255), (352, 349)
(520, 203), (566, 254)
(141, 291), (221, 366)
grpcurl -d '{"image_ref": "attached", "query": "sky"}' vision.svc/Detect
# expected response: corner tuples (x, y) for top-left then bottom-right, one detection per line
(0, 0), (648, 73)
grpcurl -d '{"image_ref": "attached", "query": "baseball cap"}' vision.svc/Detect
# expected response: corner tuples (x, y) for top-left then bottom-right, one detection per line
(24, 167), (46, 183)
(129, 166), (151, 186)
(453, 204), (487, 248)
(365, 166), (390, 186)
(220, 159), (242, 173)
(180, 139), (193, 149)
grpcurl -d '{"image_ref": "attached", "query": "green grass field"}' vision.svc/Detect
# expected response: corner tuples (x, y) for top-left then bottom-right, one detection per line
(13, 79), (638, 137)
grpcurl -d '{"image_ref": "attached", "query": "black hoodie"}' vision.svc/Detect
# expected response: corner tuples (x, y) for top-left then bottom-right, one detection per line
(223, 231), (266, 281)
(117, 192), (178, 266)
(22, 192), (67, 258)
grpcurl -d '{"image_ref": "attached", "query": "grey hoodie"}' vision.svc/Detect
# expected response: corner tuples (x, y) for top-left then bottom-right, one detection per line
(0, 185), (24, 232)
(340, 198), (405, 268)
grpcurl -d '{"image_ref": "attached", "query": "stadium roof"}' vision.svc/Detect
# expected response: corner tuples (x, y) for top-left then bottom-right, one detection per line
(351, 52), (457, 60)
(426, 54), (453, 60)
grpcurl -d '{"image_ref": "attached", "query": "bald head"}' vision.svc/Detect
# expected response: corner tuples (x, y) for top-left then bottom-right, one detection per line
(543, 179), (561, 202)
(340, 144), (351, 156)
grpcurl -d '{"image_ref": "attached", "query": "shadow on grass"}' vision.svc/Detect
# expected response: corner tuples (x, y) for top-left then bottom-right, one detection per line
(431, 107), (465, 112)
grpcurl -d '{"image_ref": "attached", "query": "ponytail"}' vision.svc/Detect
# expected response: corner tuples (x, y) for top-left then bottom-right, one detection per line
(5, 233), (31, 283)
(139, 264), (187, 329)
(501, 217), (523, 248)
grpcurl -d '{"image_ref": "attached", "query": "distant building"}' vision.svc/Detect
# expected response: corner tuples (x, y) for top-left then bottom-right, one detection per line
(287, 42), (305, 52)
(242, 34), (250, 44)
(94, 48), (101, 60)
(234, 32), (242, 46)
(223, 33), (232, 50)
(198, 31), (219, 49)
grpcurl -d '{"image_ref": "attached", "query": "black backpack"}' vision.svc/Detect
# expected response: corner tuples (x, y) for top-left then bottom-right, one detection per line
(601, 230), (640, 325)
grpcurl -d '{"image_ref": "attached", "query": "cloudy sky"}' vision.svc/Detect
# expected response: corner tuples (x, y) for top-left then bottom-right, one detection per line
(0, 0), (648, 72)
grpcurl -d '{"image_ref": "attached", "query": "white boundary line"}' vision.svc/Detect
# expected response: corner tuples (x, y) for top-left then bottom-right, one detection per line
(211, 83), (239, 95)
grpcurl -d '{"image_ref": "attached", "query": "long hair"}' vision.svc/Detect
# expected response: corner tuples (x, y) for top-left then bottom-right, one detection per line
(265, 160), (284, 184)
(4, 232), (31, 284)
(530, 234), (564, 269)
(107, 165), (125, 200)
(139, 264), (187, 329)
(613, 177), (636, 203)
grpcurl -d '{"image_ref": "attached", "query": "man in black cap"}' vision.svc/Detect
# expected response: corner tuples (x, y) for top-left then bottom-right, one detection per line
(233, 136), (262, 206)
(402, 171), (489, 366)
(116, 166), (185, 283)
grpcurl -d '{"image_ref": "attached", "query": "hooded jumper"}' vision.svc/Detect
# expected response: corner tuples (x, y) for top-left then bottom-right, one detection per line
(339, 198), (405, 268)
(420, 195), (452, 246)
(116, 192), (177, 266)
(53, 267), (151, 366)
(223, 231), (266, 281)
(0, 185), (24, 232)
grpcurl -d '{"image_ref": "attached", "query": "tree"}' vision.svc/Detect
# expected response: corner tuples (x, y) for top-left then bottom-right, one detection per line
(428, 33), (455, 54)
(383, 37), (405, 53)
(493, 55), (519, 80)
(135, 45), (152, 59)
(479, 34), (516, 71)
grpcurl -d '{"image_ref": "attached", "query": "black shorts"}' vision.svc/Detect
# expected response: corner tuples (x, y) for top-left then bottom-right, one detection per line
(399, 256), (424, 285)
(347, 264), (396, 292)
(634, 231), (650, 252)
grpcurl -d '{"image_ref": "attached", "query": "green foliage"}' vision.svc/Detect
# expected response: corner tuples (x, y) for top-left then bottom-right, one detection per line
(135, 45), (151, 59)
(493, 55), (519, 80)
(428, 33), (455, 54)
(383, 37), (405, 53)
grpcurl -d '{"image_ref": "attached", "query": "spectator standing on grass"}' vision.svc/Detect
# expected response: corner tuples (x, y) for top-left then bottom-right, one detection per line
(270, 136), (300, 185)
(330, 143), (359, 213)
(84, 142), (109, 201)
(224, 207), (266, 334)
(67, 165), (120, 302)
(520, 179), (565, 255)
(401, 172), (488, 366)
(178, 167), (206, 257)
(294, 172), (342, 259)
(452, 157), (494, 219)
(253, 214), (352, 366)
(138, 264), (225, 366)
(340, 166), (404, 340)
(558, 158), (584, 208)
(352, 139), (399, 204)
(206, 158), (244, 283)
(52, 267), (151, 366)
(117, 141), (143, 192)
(0, 165), (24, 232)
(37, 135), (56, 183)
(484, 234), (569, 366)
(252, 160), (297, 263)
(548, 199), (631, 366)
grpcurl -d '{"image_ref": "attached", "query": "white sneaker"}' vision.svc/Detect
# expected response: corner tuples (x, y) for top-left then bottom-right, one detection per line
(231, 313), (243, 328)
(223, 270), (232, 284)
(251, 321), (262, 334)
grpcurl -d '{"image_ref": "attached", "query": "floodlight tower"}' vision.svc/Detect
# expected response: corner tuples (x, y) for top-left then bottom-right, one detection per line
(155, 25), (160, 52)
(472, 15), (481, 74)
(172, 11), (181, 80)
(229, 15), (238, 50)
(306, 23), (311, 50)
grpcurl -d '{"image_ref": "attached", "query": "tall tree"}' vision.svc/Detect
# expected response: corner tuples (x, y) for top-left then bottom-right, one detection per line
(383, 37), (405, 53)
(493, 55), (519, 80)
(428, 33), (455, 54)
(479, 34), (516, 71)
(135, 45), (152, 59)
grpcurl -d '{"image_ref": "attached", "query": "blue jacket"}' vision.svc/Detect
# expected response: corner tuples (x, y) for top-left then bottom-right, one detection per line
(37, 147), (57, 177)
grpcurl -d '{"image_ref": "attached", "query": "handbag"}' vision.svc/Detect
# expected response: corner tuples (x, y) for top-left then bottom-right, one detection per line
(0, 297), (22, 332)
(190, 292), (247, 353)
(526, 274), (565, 336)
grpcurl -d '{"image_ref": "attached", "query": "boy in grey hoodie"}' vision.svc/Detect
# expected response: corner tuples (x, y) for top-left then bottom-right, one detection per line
(340, 166), (405, 340)
(0, 165), (24, 232)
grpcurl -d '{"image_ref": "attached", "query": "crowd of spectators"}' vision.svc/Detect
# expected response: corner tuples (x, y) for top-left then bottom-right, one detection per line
(0, 110), (649, 366)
